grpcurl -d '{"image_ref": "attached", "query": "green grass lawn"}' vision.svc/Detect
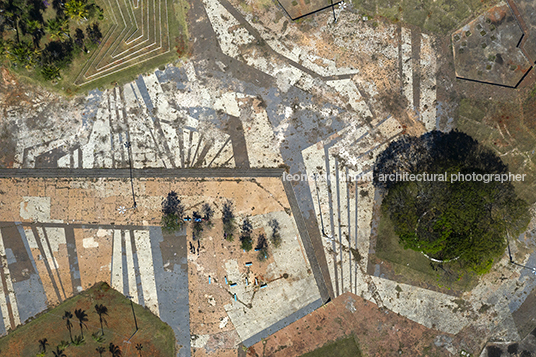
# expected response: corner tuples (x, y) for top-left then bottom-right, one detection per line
(299, 336), (363, 357)
(0, 282), (175, 357)
(3, 0), (189, 96)
(375, 211), (479, 292)
(351, 0), (498, 34)
(455, 90), (536, 205)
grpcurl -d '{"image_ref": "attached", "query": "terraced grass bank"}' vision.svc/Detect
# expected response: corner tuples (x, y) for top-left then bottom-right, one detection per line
(73, 0), (190, 91)
(0, 0), (189, 95)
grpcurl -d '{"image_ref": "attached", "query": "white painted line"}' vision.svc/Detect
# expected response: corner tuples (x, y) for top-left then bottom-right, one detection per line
(242, 111), (284, 168)
(326, 79), (372, 117)
(183, 129), (192, 166)
(57, 154), (70, 168)
(35, 227), (58, 272)
(0, 230), (21, 327)
(73, 149), (79, 169)
(189, 131), (201, 166)
(133, 230), (159, 315)
(0, 255), (10, 331)
(81, 91), (113, 168)
(23, 228), (39, 249)
(185, 62), (197, 82)
(113, 134), (123, 166)
(401, 27), (414, 110)
(111, 230), (123, 293)
(123, 83), (138, 108)
(44, 227), (66, 252)
(209, 138), (234, 167)
(123, 232), (139, 304)
(202, 0), (255, 58)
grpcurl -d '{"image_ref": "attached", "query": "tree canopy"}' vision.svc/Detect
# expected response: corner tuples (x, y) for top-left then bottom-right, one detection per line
(373, 130), (530, 274)
(161, 191), (184, 233)
(0, 0), (103, 80)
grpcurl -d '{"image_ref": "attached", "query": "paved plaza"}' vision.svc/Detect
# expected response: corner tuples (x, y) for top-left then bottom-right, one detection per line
(0, 0), (536, 354)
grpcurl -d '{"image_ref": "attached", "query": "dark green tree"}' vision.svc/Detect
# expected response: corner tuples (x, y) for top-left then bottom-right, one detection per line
(38, 338), (49, 353)
(10, 39), (39, 68)
(161, 191), (184, 233)
(374, 130), (531, 275)
(63, 311), (74, 342)
(240, 217), (253, 251)
(74, 27), (85, 48)
(255, 233), (268, 261)
(74, 308), (88, 338)
(202, 203), (214, 228)
(52, 346), (66, 357)
(41, 39), (74, 69)
(94, 304), (108, 335)
(1, 0), (25, 42)
(85, 22), (102, 44)
(192, 211), (203, 240)
(268, 218), (281, 248)
(41, 63), (61, 80)
(96, 346), (106, 356)
(135, 344), (143, 356)
(65, 0), (88, 21)
(72, 335), (85, 346)
(45, 17), (69, 41)
(222, 201), (235, 241)
(109, 342), (122, 357)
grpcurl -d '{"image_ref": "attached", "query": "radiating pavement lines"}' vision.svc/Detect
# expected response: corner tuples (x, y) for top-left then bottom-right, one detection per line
(282, 179), (332, 303)
(110, 229), (158, 314)
(124, 231), (139, 304)
(111, 230), (124, 294)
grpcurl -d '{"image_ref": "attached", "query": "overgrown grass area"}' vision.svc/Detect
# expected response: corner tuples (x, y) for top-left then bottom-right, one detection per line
(0, 282), (175, 357)
(455, 89), (536, 205)
(351, 0), (498, 34)
(299, 336), (363, 357)
(375, 211), (479, 292)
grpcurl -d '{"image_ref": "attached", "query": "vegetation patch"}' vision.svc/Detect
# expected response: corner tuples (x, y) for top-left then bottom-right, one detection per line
(0, 282), (175, 356)
(0, 0), (189, 95)
(351, 0), (498, 34)
(375, 210), (479, 291)
(374, 130), (530, 276)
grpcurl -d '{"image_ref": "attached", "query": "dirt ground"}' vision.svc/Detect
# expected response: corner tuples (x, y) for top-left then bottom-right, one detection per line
(247, 292), (453, 357)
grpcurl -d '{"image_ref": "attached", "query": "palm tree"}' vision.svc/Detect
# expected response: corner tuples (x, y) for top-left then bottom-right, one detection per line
(10, 40), (39, 69)
(109, 343), (122, 357)
(94, 304), (108, 335)
(38, 338), (49, 353)
(45, 17), (69, 40)
(63, 311), (74, 342)
(52, 346), (67, 357)
(74, 308), (88, 338)
(2, 0), (25, 42)
(135, 344), (143, 356)
(96, 346), (106, 356)
(65, 0), (88, 21)
(0, 39), (12, 59)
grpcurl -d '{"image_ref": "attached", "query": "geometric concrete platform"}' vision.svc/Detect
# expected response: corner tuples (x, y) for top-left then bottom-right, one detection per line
(452, 2), (532, 88)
